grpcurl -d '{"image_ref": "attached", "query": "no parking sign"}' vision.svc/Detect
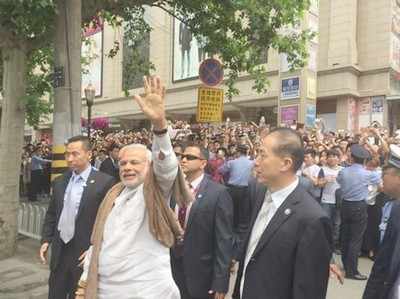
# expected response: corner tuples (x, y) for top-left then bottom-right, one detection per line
(199, 58), (224, 87)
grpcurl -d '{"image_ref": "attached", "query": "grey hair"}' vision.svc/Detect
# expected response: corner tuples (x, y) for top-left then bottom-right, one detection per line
(119, 143), (152, 162)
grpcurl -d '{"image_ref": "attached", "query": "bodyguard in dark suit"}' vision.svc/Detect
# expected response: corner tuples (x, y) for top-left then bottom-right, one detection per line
(99, 143), (120, 181)
(40, 136), (115, 299)
(233, 128), (332, 299)
(170, 144), (234, 299)
(363, 145), (400, 299)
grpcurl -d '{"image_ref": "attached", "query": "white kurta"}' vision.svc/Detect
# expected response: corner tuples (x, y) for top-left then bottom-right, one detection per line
(81, 133), (180, 299)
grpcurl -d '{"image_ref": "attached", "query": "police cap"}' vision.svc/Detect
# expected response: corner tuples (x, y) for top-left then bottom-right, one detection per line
(350, 144), (370, 160)
(388, 144), (400, 169)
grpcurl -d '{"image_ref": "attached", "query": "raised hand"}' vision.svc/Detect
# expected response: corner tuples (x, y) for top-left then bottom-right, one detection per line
(133, 76), (167, 130)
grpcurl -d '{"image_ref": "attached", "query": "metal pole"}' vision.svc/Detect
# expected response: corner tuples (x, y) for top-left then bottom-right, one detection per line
(87, 104), (92, 141)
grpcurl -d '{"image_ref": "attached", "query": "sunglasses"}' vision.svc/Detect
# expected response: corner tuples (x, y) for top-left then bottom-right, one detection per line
(181, 154), (205, 161)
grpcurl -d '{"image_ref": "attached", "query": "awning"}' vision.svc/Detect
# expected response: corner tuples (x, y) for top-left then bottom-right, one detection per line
(387, 95), (400, 101)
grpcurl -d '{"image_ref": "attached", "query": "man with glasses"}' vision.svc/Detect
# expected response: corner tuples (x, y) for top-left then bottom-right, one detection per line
(170, 144), (234, 299)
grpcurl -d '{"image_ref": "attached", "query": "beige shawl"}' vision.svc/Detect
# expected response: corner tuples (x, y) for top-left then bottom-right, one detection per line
(84, 165), (191, 299)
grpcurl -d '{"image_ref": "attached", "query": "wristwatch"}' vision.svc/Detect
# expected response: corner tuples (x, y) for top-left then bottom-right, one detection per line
(153, 128), (168, 136)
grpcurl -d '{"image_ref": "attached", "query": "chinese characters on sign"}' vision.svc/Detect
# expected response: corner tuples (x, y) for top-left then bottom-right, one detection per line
(197, 87), (224, 122)
(281, 77), (300, 100)
(280, 105), (299, 125)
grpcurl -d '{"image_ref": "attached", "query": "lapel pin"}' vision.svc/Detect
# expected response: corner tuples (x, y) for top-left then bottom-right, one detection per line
(90, 180), (95, 184)
(284, 208), (291, 215)
(197, 194), (202, 198)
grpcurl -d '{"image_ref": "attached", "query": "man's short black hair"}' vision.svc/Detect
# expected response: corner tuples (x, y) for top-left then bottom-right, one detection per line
(186, 144), (210, 160)
(268, 128), (304, 172)
(67, 135), (91, 151)
(304, 148), (317, 158)
(237, 144), (248, 155)
(327, 149), (340, 158)
(109, 143), (120, 152)
(332, 145), (342, 153)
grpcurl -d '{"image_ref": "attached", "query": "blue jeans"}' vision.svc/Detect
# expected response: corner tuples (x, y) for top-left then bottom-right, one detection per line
(321, 202), (341, 247)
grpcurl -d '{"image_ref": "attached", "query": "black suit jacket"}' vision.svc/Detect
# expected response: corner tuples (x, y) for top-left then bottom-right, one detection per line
(41, 169), (115, 271)
(363, 201), (400, 299)
(233, 179), (332, 299)
(170, 175), (234, 298)
(99, 157), (120, 181)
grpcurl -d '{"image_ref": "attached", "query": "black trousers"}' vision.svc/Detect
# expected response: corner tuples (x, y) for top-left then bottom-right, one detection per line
(227, 185), (250, 234)
(340, 200), (368, 276)
(29, 170), (43, 201)
(170, 256), (211, 299)
(362, 204), (381, 256)
(48, 241), (82, 299)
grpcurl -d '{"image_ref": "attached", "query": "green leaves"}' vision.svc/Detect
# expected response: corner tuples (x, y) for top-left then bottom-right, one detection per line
(0, 1), (55, 126)
(83, 0), (311, 100)
(0, 0), (56, 43)
(155, 0), (311, 99)
(0, 0), (312, 125)
(23, 46), (54, 127)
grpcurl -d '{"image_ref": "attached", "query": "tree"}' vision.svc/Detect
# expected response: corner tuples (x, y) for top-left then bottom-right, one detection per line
(0, 0), (311, 258)
(0, 0), (56, 259)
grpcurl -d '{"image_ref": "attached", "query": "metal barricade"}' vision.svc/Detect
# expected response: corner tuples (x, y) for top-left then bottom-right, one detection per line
(18, 202), (48, 240)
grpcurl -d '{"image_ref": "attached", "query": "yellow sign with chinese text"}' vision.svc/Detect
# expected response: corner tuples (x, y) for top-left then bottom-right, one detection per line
(196, 87), (224, 122)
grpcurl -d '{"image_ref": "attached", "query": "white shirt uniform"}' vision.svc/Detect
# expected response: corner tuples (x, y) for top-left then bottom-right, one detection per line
(80, 134), (180, 299)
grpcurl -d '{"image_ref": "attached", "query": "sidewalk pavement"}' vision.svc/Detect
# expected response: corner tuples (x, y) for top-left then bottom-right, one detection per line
(0, 236), (373, 299)
(0, 236), (49, 299)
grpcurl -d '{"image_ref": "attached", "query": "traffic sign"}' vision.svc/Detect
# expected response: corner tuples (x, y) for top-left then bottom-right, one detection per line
(199, 58), (224, 87)
(197, 87), (224, 122)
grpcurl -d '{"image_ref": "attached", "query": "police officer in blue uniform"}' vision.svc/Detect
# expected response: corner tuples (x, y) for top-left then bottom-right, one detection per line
(337, 144), (382, 280)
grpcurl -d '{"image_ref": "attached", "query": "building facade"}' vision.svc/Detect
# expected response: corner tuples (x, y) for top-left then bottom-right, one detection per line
(20, 0), (400, 140)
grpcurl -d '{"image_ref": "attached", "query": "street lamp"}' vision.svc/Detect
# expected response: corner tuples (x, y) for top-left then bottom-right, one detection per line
(84, 83), (96, 142)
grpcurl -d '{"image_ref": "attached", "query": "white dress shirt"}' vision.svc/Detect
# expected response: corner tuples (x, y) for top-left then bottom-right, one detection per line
(240, 177), (299, 296)
(64, 165), (92, 214)
(175, 173), (204, 227)
(189, 173), (204, 193)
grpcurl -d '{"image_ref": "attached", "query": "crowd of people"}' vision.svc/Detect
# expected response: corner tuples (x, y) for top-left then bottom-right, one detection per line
(24, 75), (400, 299)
